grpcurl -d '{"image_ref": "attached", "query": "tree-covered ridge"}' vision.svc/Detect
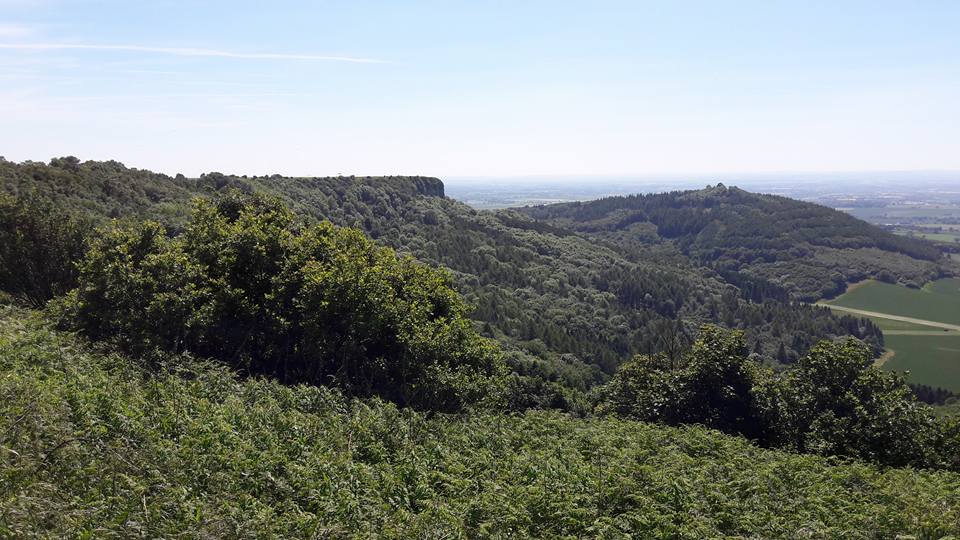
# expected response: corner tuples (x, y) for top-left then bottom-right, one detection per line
(0, 156), (443, 228)
(0, 158), (888, 382)
(2, 309), (958, 538)
(521, 184), (947, 300)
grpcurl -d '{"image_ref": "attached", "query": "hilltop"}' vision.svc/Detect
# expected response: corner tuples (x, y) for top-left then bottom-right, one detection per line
(520, 184), (947, 301)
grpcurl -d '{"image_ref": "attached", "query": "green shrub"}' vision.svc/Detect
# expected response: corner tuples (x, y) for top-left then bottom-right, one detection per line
(781, 338), (941, 467)
(598, 326), (957, 470)
(0, 194), (92, 307)
(597, 326), (771, 440)
(63, 192), (504, 411)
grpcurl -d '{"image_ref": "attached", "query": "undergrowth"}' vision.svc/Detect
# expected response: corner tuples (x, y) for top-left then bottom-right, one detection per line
(2, 308), (958, 538)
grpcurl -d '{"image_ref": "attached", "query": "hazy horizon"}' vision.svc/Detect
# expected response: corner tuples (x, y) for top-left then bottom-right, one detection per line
(6, 153), (960, 188)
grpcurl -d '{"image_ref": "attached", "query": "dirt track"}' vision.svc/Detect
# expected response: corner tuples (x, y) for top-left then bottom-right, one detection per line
(883, 330), (960, 336)
(816, 303), (960, 331)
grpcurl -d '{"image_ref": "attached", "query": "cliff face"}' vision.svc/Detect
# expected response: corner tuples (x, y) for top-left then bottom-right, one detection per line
(336, 175), (443, 198)
(411, 176), (444, 198)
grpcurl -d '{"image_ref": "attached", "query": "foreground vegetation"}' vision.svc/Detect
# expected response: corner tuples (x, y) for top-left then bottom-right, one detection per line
(2, 309), (959, 538)
(4, 188), (958, 463)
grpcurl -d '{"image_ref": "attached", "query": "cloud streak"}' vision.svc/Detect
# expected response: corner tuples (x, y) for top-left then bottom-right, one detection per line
(0, 42), (385, 63)
(0, 24), (34, 38)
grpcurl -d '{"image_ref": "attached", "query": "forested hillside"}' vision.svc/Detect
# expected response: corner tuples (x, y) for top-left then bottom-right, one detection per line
(521, 184), (948, 300)
(1, 158), (891, 391)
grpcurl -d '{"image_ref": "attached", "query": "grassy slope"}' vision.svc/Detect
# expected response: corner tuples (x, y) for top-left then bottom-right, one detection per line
(1, 308), (959, 538)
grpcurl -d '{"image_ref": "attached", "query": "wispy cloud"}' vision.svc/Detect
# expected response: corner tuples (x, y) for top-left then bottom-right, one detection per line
(0, 42), (385, 63)
(0, 24), (34, 38)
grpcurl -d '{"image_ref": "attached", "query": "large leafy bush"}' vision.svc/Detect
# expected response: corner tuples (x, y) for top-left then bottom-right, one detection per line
(597, 326), (771, 441)
(0, 194), (92, 307)
(64, 192), (504, 411)
(598, 326), (959, 469)
(780, 339), (940, 467)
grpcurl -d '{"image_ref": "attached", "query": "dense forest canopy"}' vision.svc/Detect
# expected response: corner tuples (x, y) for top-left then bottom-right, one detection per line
(1, 157), (906, 385)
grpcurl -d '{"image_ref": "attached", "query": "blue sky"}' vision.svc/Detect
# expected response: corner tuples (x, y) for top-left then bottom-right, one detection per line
(1, 1), (958, 178)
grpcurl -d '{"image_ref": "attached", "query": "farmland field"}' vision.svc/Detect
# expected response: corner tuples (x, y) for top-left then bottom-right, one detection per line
(844, 205), (960, 222)
(823, 279), (960, 326)
(910, 232), (960, 243)
(882, 334), (960, 393)
(822, 278), (960, 392)
(893, 229), (960, 244)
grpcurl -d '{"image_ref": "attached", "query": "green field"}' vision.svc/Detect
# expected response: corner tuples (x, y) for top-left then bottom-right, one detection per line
(892, 224), (960, 244)
(914, 232), (960, 243)
(903, 232), (960, 243)
(824, 278), (960, 326)
(824, 278), (960, 392)
(883, 334), (960, 393)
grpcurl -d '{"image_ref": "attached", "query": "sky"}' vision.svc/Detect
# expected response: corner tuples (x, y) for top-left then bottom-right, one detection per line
(1, 0), (959, 178)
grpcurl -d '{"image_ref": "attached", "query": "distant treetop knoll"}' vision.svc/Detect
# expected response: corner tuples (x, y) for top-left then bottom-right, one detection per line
(521, 183), (946, 300)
